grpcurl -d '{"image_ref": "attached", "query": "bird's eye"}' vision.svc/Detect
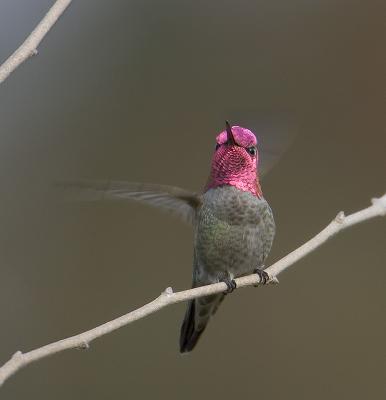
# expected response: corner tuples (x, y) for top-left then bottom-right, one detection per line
(215, 143), (221, 150)
(247, 146), (257, 156)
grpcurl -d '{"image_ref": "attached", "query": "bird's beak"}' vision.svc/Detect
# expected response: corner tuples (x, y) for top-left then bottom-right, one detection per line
(225, 121), (236, 145)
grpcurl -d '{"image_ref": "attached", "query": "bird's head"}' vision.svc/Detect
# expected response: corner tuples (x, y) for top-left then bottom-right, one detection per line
(205, 122), (262, 198)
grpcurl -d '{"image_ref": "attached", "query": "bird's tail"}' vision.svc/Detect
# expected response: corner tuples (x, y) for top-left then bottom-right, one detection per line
(179, 293), (225, 353)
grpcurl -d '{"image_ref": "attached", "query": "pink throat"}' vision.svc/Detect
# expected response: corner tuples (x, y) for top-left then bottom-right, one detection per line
(205, 147), (262, 197)
(205, 125), (262, 198)
(205, 174), (262, 198)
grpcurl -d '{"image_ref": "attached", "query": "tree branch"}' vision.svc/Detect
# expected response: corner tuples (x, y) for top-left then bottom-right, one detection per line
(0, 0), (72, 85)
(0, 193), (385, 387)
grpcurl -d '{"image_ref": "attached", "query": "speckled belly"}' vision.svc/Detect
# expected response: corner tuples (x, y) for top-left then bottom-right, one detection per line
(194, 186), (275, 283)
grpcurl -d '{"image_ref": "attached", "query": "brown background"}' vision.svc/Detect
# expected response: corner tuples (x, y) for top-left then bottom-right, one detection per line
(0, 1), (385, 399)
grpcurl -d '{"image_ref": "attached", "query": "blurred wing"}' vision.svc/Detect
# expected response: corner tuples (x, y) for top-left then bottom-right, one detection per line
(258, 132), (293, 178)
(57, 180), (201, 225)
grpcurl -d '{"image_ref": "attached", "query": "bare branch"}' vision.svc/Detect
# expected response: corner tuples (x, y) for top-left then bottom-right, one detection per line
(0, 193), (385, 386)
(0, 0), (72, 84)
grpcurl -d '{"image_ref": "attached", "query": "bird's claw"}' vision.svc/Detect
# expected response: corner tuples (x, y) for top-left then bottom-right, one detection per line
(222, 278), (237, 294)
(254, 268), (269, 286)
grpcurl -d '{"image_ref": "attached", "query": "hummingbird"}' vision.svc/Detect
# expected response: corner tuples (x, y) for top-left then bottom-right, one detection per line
(64, 122), (275, 353)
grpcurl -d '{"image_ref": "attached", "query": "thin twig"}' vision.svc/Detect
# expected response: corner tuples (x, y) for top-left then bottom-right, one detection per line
(0, 0), (72, 84)
(0, 193), (385, 387)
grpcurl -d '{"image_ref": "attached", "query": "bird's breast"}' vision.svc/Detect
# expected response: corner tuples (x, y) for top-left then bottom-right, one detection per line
(194, 186), (275, 280)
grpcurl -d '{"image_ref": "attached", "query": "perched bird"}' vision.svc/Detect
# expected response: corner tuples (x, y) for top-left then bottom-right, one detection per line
(62, 122), (275, 353)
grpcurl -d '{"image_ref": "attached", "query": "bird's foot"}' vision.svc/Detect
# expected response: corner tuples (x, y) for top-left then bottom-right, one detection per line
(253, 267), (269, 286)
(221, 278), (237, 294)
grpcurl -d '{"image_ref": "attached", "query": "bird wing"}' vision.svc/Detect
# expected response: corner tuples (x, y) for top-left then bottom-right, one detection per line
(57, 180), (201, 225)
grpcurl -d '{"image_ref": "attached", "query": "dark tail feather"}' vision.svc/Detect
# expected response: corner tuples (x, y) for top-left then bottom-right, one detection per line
(180, 299), (204, 353)
(179, 294), (225, 353)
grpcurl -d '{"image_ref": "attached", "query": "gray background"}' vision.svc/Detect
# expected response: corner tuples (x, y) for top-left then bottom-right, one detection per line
(0, 0), (385, 398)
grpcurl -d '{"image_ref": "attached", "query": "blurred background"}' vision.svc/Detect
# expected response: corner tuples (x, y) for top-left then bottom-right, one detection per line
(0, 0), (385, 398)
